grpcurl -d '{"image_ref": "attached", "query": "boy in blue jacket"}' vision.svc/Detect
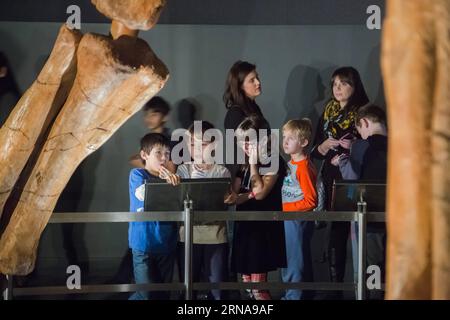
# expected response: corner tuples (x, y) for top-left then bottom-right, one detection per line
(128, 133), (179, 300)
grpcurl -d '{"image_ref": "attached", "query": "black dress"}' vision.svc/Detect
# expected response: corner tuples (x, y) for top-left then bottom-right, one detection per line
(231, 158), (287, 274)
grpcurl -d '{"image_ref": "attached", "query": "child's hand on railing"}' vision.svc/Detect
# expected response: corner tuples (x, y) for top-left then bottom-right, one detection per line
(159, 166), (181, 186)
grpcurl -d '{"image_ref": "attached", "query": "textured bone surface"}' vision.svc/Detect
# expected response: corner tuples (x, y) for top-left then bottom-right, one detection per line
(382, 0), (450, 299)
(0, 33), (169, 275)
(92, 0), (166, 30)
(0, 25), (81, 218)
(431, 1), (450, 299)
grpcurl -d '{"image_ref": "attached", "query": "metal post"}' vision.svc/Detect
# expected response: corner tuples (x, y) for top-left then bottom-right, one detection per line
(357, 201), (367, 300)
(184, 199), (194, 300)
(4, 275), (13, 300)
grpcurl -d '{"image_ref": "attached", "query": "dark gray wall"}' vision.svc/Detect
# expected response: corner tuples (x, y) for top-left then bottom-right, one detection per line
(0, 20), (383, 287)
(1, 0), (385, 25)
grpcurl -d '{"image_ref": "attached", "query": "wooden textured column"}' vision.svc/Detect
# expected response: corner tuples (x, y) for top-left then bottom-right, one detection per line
(382, 0), (450, 299)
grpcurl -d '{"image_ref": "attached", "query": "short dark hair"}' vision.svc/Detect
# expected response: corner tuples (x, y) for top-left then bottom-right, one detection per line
(187, 120), (215, 136)
(187, 121), (216, 146)
(356, 105), (387, 126)
(142, 96), (171, 116)
(140, 133), (171, 154)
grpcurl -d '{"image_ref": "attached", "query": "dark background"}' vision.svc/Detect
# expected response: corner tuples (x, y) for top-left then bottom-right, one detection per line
(0, 0), (385, 25)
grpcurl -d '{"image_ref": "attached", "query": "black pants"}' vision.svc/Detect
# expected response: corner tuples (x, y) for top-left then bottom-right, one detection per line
(328, 221), (350, 283)
(178, 243), (229, 300)
(366, 228), (386, 300)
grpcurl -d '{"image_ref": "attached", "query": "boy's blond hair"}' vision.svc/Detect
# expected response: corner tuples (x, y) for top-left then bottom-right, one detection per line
(283, 118), (313, 146)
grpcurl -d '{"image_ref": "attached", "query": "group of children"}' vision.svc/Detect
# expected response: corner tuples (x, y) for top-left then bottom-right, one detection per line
(127, 96), (388, 300)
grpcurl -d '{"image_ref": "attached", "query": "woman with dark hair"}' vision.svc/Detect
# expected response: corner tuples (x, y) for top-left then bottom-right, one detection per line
(223, 60), (264, 131)
(311, 66), (369, 294)
(227, 115), (287, 300)
(0, 52), (20, 126)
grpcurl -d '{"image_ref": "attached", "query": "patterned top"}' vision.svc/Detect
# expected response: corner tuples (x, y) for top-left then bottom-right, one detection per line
(312, 99), (361, 161)
(322, 99), (359, 139)
(282, 158), (318, 212)
(311, 99), (363, 210)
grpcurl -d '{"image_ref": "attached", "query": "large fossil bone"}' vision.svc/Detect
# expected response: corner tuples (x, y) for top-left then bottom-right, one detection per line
(0, 26), (81, 218)
(0, 0), (169, 275)
(0, 33), (169, 275)
(382, 0), (450, 299)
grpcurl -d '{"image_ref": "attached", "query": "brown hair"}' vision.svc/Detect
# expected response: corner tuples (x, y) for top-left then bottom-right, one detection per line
(355, 104), (387, 127)
(140, 132), (170, 154)
(331, 66), (369, 111)
(237, 115), (273, 157)
(223, 60), (262, 116)
(187, 120), (215, 142)
(142, 96), (171, 116)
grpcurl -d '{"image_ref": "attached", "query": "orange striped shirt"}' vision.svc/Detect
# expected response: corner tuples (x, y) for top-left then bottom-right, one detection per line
(282, 158), (318, 212)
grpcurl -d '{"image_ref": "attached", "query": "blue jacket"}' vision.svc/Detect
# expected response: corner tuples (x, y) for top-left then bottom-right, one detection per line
(128, 168), (177, 253)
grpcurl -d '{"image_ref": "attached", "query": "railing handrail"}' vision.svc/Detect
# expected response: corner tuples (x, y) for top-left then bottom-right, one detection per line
(4, 205), (385, 300)
(11, 281), (364, 297)
(48, 210), (386, 224)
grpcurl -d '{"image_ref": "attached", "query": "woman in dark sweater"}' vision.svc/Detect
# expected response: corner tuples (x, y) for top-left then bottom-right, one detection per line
(223, 61), (265, 180)
(223, 60), (264, 131)
(311, 67), (369, 291)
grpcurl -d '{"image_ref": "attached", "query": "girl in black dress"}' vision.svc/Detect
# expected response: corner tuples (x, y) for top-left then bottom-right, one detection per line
(229, 115), (287, 300)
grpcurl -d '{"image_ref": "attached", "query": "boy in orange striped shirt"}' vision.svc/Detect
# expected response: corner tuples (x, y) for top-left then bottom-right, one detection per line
(281, 119), (318, 300)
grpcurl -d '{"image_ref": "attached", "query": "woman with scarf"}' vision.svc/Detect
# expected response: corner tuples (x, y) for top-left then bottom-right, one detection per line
(311, 66), (369, 297)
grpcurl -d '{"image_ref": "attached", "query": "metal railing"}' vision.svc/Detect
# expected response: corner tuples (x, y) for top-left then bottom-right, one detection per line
(3, 201), (385, 301)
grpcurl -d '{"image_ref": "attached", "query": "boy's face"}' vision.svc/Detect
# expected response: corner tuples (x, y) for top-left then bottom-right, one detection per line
(144, 110), (167, 131)
(356, 119), (370, 139)
(282, 129), (307, 155)
(188, 134), (213, 164)
(140, 144), (171, 173)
